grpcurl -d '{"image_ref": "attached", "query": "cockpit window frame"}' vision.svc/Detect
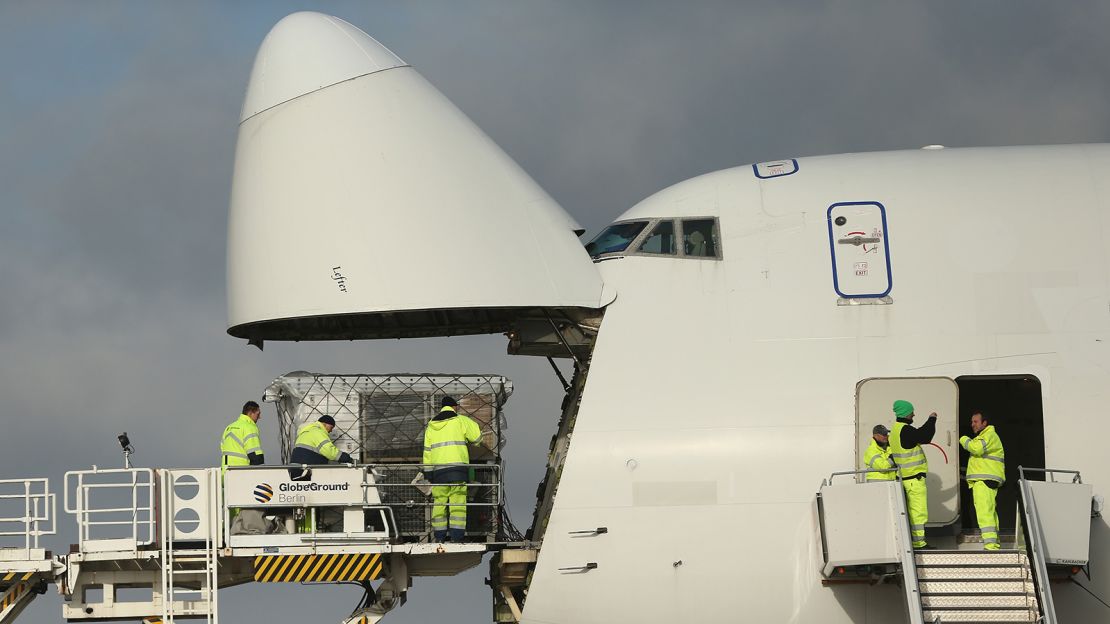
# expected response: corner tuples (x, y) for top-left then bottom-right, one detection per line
(677, 217), (722, 260)
(584, 219), (651, 258)
(588, 216), (723, 261)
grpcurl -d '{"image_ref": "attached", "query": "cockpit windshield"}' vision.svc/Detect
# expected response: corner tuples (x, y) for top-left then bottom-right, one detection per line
(584, 221), (648, 257)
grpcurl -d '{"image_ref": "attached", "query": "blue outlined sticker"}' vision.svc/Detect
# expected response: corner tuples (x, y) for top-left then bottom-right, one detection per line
(753, 159), (799, 179)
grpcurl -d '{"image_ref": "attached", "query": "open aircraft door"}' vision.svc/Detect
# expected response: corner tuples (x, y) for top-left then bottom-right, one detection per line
(856, 377), (960, 526)
(226, 13), (610, 345)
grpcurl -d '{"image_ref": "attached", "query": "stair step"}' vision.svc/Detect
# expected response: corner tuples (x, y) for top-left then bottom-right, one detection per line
(921, 594), (1038, 609)
(922, 609), (1038, 623)
(917, 566), (1029, 580)
(916, 551), (1028, 566)
(919, 580), (1035, 595)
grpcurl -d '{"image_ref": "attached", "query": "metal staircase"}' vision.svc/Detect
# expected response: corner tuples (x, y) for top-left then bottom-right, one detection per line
(818, 467), (1094, 624)
(915, 550), (1039, 623)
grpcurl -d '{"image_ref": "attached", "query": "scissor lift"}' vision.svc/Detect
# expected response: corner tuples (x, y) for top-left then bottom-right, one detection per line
(46, 461), (520, 624)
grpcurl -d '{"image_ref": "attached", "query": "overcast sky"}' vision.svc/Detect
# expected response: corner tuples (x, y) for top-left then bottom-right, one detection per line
(2, 2), (1109, 622)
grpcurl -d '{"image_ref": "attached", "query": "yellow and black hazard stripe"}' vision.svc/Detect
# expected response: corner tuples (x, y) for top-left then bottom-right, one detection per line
(0, 572), (32, 582)
(0, 583), (27, 612)
(141, 618), (163, 624)
(253, 553), (384, 583)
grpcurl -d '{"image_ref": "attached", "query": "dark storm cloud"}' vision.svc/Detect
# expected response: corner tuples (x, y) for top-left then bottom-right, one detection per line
(1, 2), (1108, 622)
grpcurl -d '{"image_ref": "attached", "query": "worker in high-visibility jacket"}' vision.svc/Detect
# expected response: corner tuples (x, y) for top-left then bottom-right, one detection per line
(863, 424), (897, 481)
(890, 399), (938, 549)
(221, 401), (265, 473)
(423, 396), (482, 542)
(290, 415), (354, 471)
(960, 411), (1005, 550)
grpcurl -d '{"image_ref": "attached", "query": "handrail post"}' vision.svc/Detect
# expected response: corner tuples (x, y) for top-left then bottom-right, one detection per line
(23, 480), (31, 558)
(131, 470), (137, 551)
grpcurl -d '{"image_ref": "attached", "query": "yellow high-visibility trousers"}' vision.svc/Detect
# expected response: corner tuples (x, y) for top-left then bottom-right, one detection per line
(431, 484), (467, 541)
(903, 477), (929, 548)
(970, 480), (1000, 550)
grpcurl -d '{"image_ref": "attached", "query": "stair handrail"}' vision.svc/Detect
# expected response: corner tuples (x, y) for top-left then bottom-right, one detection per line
(1016, 465), (1069, 624)
(890, 473), (925, 624)
(819, 469), (924, 624)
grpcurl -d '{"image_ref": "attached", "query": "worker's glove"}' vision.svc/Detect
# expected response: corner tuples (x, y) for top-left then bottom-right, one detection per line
(337, 452), (354, 464)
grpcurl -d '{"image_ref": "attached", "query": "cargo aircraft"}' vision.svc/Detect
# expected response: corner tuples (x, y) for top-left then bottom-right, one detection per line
(225, 12), (1110, 624)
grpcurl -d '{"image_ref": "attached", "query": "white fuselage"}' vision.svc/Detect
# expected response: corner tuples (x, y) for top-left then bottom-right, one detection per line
(522, 145), (1110, 623)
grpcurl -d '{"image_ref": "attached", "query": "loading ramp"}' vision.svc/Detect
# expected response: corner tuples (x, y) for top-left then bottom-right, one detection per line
(817, 467), (1095, 623)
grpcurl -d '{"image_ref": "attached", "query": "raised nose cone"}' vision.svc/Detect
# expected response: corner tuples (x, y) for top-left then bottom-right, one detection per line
(241, 12), (406, 121)
(227, 14), (608, 343)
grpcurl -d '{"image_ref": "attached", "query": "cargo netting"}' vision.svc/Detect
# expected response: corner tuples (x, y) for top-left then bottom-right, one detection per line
(263, 373), (513, 540)
(264, 373), (512, 464)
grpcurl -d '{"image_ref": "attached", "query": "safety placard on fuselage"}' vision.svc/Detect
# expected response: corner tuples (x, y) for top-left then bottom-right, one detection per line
(224, 466), (365, 507)
(752, 158), (799, 179)
(827, 201), (892, 299)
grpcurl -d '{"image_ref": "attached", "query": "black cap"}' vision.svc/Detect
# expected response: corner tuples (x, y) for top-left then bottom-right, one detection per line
(318, 415), (336, 427)
(440, 396), (458, 408)
(872, 424), (889, 436)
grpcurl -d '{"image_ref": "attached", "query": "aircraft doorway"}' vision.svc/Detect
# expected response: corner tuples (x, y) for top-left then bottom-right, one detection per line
(855, 377), (960, 526)
(954, 375), (1045, 533)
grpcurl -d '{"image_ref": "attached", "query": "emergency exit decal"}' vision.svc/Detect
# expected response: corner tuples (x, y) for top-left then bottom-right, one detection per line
(827, 202), (892, 298)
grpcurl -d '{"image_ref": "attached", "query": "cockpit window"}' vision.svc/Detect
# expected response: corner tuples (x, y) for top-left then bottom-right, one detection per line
(585, 221), (648, 257)
(682, 219), (717, 257)
(636, 220), (676, 255)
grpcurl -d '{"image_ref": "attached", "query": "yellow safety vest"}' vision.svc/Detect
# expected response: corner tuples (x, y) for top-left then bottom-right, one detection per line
(423, 407), (481, 467)
(863, 439), (897, 481)
(890, 421), (929, 478)
(961, 425), (1005, 485)
(221, 414), (263, 469)
(294, 422), (342, 462)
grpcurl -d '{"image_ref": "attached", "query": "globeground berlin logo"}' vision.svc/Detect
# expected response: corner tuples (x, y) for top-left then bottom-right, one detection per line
(254, 483), (274, 504)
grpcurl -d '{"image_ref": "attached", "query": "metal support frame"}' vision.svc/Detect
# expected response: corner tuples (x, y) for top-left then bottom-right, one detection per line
(0, 580), (44, 623)
(542, 310), (582, 366)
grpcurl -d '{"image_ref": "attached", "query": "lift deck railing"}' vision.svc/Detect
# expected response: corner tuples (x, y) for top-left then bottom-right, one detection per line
(64, 468), (155, 551)
(224, 463), (503, 541)
(0, 478), (56, 559)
